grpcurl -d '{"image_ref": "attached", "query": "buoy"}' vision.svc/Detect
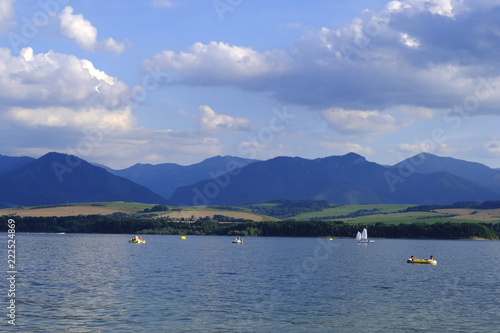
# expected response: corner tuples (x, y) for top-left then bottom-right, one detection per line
(329, 238), (333, 240)
(181, 236), (186, 240)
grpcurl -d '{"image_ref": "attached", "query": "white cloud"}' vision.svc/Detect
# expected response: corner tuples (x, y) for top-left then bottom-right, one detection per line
(101, 37), (126, 55)
(6, 106), (135, 131)
(198, 105), (250, 134)
(0, 0), (16, 33)
(80, 59), (116, 87)
(401, 33), (420, 48)
(322, 108), (407, 134)
(144, 41), (293, 85)
(0, 47), (129, 109)
(59, 6), (125, 54)
(141, 1), (500, 117)
(426, 0), (456, 18)
(387, 0), (460, 18)
(59, 6), (97, 50)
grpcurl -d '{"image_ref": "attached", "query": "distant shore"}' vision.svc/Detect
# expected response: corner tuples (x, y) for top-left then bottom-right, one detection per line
(2, 215), (499, 240)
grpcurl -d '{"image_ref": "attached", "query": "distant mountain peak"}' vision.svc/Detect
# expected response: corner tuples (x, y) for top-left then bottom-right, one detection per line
(316, 152), (367, 164)
(0, 152), (167, 207)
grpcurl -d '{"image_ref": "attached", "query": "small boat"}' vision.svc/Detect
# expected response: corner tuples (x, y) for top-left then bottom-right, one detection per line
(232, 236), (243, 244)
(129, 239), (145, 243)
(129, 237), (145, 244)
(356, 228), (374, 243)
(407, 259), (437, 265)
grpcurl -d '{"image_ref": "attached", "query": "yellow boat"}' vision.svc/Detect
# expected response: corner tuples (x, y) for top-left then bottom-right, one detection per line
(407, 259), (437, 265)
(129, 238), (145, 244)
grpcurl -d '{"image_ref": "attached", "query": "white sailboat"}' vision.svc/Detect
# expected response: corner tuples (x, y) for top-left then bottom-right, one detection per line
(356, 228), (374, 243)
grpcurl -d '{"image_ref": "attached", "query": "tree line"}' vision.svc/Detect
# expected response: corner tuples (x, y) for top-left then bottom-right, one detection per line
(210, 199), (333, 219)
(248, 199), (333, 219)
(405, 200), (500, 212)
(2, 215), (499, 239)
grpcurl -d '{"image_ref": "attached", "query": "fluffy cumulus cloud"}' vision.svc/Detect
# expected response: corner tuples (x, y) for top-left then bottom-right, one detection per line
(0, 47), (132, 136)
(143, 0), (500, 114)
(59, 6), (125, 54)
(0, 47), (129, 109)
(143, 41), (293, 86)
(0, 0), (16, 33)
(198, 105), (250, 134)
(0, 46), (229, 168)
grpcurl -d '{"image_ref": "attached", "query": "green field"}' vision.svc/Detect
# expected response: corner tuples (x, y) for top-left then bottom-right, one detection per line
(5, 202), (498, 225)
(290, 204), (413, 220)
(25, 201), (159, 211)
(87, 202), (159, 211)
(287, 204), (498, 224)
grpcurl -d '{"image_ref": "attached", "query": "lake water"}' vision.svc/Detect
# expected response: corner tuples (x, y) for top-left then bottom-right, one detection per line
(3, 233), (500, 332)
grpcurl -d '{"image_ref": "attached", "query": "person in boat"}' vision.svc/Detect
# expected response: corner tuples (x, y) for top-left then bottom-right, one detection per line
(409, 255), (417, 261)
(428, 255), (434, 261)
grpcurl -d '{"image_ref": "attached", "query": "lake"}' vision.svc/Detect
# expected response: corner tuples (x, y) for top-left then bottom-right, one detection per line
(4, 233), (500, 332)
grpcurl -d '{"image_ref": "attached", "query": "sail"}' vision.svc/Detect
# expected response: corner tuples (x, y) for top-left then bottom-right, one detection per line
(356, 231), (362, 241)
(361, 228), (368, 240)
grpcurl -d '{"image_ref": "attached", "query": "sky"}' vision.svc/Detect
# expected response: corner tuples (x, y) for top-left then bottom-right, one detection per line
(2, 0), (500, 169)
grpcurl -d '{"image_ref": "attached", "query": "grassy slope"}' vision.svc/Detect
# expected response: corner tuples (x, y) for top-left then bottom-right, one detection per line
(291, 204), (412, 220)
(3, 202), (499, 224)
(0, 202), (275, 221)
(289, 204), (500, 224)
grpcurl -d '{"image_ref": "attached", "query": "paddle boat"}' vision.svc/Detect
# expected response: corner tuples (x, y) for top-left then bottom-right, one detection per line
(232, 236), (243, 244)
(129, 236), (145, 244)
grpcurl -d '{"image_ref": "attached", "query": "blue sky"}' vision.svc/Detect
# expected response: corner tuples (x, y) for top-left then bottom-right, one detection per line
(2, 0), (500, 169)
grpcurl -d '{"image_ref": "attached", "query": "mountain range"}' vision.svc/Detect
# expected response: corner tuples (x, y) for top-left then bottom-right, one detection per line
(105, 155), (256, 200)
(1, 151), (500, 208)
(167, 153), (499, 206)
(0, 153), (166, 208)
